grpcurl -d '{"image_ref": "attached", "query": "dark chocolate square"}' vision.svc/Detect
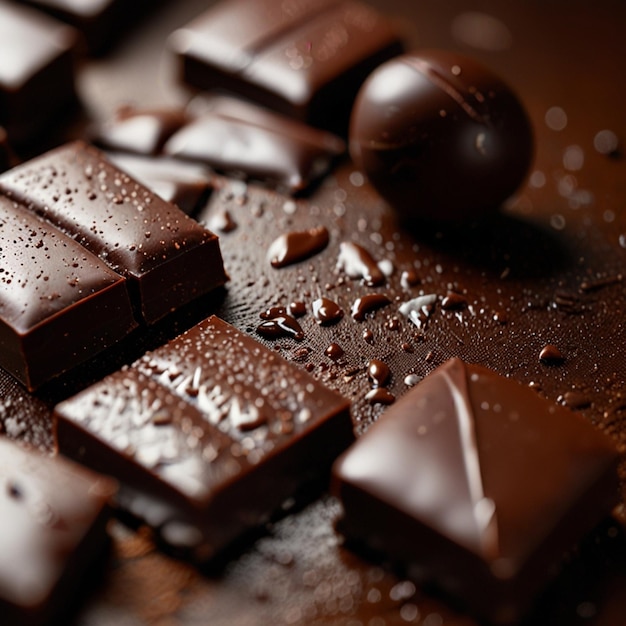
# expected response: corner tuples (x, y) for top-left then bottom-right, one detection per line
(333, 358), (620, 623)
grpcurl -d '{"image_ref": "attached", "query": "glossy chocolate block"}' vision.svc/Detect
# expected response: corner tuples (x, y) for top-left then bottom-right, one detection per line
(168, 0), (404, 133)
(0, 1), (78, 145)
(0, 437), (116, 625)
(333, 358), (620, 623)
(163, 95), (345, 193)
(0, 195), (136, 390)
(55, 315), (353, 562)
(0, 141), (227, 324)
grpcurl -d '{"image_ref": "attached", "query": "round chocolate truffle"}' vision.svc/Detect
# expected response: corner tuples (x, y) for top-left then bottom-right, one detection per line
(349, 50), (534, 221)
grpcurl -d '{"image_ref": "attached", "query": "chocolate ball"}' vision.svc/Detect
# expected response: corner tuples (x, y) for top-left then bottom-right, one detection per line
(349, 50), (534, 221)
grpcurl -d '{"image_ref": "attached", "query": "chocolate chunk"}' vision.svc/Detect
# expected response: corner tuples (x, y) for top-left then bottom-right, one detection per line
(93, 106), (190, 156)
(163, 95), (345, 193)
(0, 1), (78, 145)
(350, 50), (534, 221)
(168, 0), (404, 134)
(106, 153), (213, 215)
(0, 195), (136, 390)
(55, 315), (353, 562)
(0, 437), (116, 625)
(0, 141), (227, 324)
(332, 358), (619, 623)
(19, 0), (167, 54)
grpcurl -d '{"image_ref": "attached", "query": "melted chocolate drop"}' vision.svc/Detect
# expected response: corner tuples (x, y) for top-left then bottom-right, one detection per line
(256, 315), (305, 341)
(268, 226), (329, 268)
(325, 343), (345, 361)
(365, 387), (396, 405)
(351, 293), (391, 321)
(539, 344), (565, 364)
(336, 241), (385, 286)
(441, 291), (468, 310)
(367, 359), (390, 387)
(312, 297), (344, 325)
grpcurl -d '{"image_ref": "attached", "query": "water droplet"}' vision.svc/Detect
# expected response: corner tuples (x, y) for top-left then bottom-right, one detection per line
(593, 129), (620, 157)
(404, 373), (420, 386)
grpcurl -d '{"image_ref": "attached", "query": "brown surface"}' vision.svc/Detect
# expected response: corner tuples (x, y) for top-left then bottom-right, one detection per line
(1, 0), (626, 624)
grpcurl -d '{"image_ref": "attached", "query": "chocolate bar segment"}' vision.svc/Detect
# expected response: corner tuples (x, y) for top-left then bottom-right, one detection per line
(0, 437), (116, 625)
(0, 141), (227, 323)
(0, 1), (78, 145)
(55, 315), (353, 561)
(0, 195), (136, 390)
(332, 358), (620, 623)
(168, 0), (404, 133)
(164, 95), (345, 192)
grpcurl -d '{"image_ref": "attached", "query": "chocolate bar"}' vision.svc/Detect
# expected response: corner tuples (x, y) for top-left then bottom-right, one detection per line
(332, 358), (620, 623)
(0, 1), (78, 145)
(0, 437), (116, 625)
(55, 315), (353, 561)
(0, 141), (227, 324)
(0, 195), (136, 390)
(168, 0), (404, 133)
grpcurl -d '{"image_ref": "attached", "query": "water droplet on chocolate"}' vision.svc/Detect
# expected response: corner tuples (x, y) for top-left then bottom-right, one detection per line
(336, 241), (385, 286)
(368, 359), (390, 387)
(351, 293), (391, 321)
(365, 388), (395, 405)
(267, 226), (329, 268)
(256, 315), (305, 341)
(363, 329), (375, 344)
(312, 297), (344, 325)
(593, 129), (620, 157)
(539, 344), (564, 364)
(404, 373), (420, 386)
(325, 343), (345, 361)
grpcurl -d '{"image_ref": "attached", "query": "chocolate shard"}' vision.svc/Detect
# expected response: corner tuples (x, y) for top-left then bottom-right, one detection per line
(0, 195), (137, 390)
(332, 358), (620, 623)
(0, 1), (78, 145)
(0, 437), (116, 626)
(55, 315), (354, 562)
(0, 141), (227, 324)
(168, 0), (404, 134)
(163, 95), (345, 193)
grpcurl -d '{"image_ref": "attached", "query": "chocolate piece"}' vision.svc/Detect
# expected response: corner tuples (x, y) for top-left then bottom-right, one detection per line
(349, 50), (534, 221)
(106, 153), (213, 215)
(0, 437), (116, 625)
(0, 141), (227, 323)
(94, 106), (189, 156)
(333, 358), (619, 623)
(0, 195), (136, 390)
(55, 315), (353, 561)
(164, 95), (345, 193)
(19, 0), (166, 54)
(0, 1), (78, 145)
(168, 0), (404, 134)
